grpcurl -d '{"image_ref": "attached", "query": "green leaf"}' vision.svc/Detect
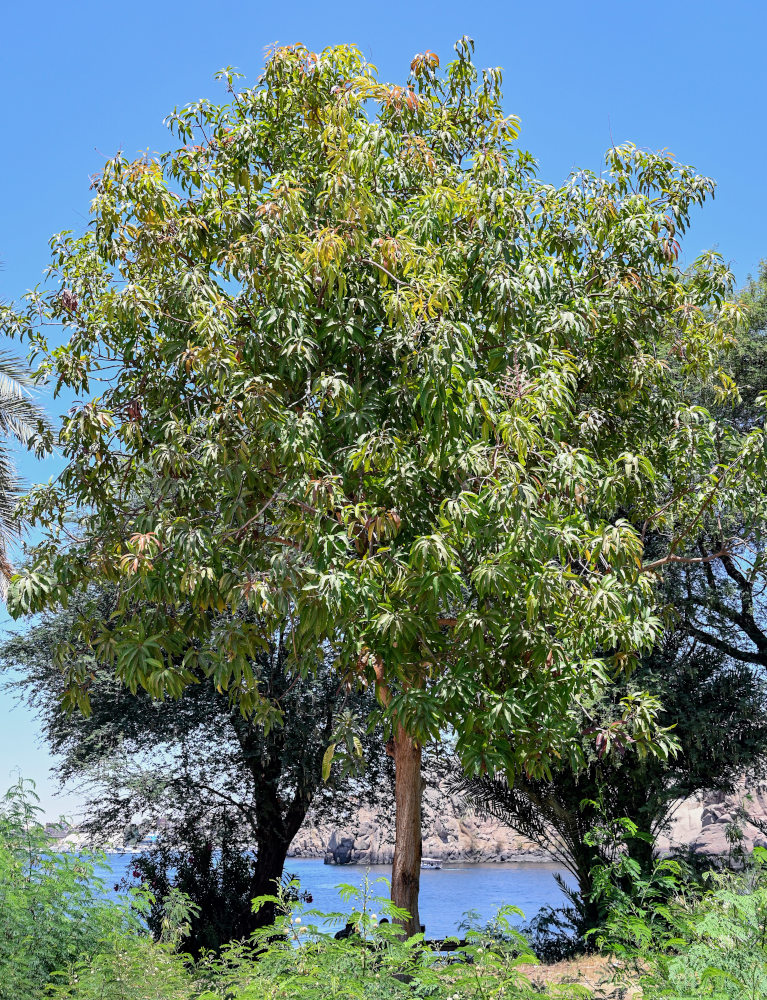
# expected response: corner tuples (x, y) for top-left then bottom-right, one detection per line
(322, 743), (336, 782)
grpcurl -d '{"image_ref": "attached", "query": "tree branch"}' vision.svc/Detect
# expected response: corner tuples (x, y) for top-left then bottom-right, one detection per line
(686, 624), (767, 666)
(641, 548), (730, 574)
(360, 257), (406, 286)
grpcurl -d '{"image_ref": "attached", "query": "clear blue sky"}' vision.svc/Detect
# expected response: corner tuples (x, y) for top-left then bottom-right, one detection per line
(1, 0), (765, 818)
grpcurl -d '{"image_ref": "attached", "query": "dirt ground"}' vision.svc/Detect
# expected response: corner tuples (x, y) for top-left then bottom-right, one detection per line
(515, 955), (641, 997)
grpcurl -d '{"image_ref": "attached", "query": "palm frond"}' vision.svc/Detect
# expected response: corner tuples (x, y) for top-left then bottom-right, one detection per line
(0, 446), (22, 536)
(0, 393), (45, 444)
(0, 351), (51, 447)
(454, 773), (571, 867)
(0, 548), (11, 600)
(0, 350), (37, 389)
(0, 347), (52, 598)
(0, 447), (15, 599)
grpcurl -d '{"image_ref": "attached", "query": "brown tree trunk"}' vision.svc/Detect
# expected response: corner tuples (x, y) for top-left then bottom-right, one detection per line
(391, 724), (422, 937)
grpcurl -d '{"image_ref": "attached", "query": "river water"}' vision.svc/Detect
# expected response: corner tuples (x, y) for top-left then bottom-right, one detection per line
(102, 854), (577, 939)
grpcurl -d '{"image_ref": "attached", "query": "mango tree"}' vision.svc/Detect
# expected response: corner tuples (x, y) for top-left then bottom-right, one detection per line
(5, 38), (764, 933)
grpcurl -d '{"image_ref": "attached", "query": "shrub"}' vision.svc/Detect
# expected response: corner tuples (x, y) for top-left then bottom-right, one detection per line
(193, 875), (589, 1000)
(41, 872), (595, 1000)
(521, 904), (583, 964)
(0, 786), (602, 999)
(0, 779), (147, 999)
(642, 852), (767, 999)
(596, 835), (767, 999)
(45, 934), (195, 1000)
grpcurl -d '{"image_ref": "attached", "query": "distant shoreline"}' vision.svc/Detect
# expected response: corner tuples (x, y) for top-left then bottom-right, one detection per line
(52, 838), (556, 865)
(287, 850), (556, 866)
(70, 847), (557, 866)
(51, 827), (555, 865)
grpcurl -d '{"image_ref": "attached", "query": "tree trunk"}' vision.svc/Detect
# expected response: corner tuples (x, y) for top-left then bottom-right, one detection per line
(391, 724), (422, 936)
(251, 832), (292, 928)
(569, 843), (603, 941)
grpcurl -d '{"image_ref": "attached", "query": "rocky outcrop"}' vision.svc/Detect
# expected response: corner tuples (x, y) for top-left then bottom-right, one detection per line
(290, 781), (550, 865)
(658, 782), (767, 857)
(291, 779), (767, 865)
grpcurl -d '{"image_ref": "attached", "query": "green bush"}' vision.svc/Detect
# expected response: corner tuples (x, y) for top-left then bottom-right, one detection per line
(595, 836), (767, 999)
(12, 772), (767, 1000)
(643, 853), (767, 1000)
(0, 779), (157, 999)
(192, 874), (590, 1000)
(122, 830), (312, 957)
(51, 870), (596, 999)
(0, 781), (589, 1000)
(120, 831), (260, 956)
(45, 934), (195, 1000)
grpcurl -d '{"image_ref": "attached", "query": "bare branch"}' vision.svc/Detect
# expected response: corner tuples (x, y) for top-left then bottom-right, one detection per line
(641, 548), (730, 574)
(686, 624), (767, 666)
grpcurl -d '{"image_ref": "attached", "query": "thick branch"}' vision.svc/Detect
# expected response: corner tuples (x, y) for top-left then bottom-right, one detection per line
(686, 624), (767, 667)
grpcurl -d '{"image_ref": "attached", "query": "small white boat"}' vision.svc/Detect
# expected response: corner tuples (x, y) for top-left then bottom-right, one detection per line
(421, 858), (442, 870)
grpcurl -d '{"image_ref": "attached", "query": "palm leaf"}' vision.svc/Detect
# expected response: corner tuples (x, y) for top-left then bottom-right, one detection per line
(0, 348), (51, 595)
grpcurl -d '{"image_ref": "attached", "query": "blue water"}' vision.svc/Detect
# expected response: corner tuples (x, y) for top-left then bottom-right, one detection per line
(99, 855), (576, 939)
